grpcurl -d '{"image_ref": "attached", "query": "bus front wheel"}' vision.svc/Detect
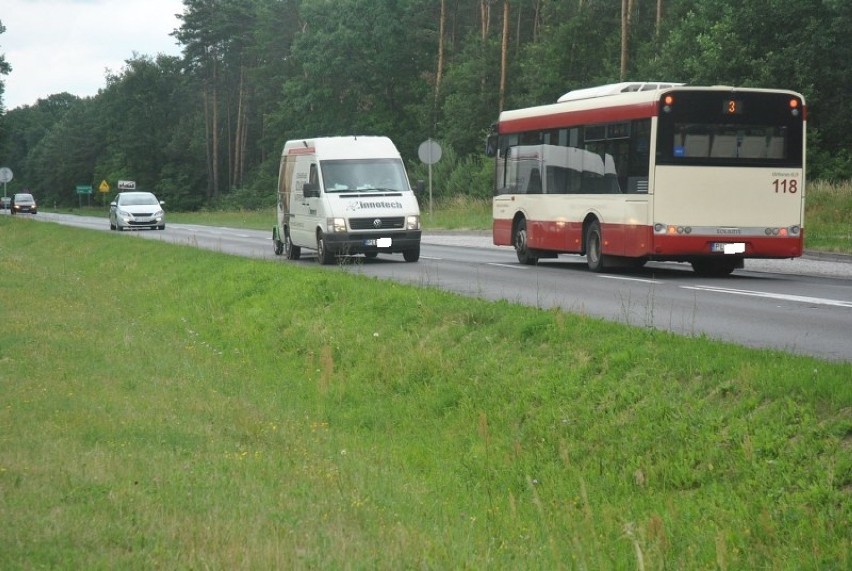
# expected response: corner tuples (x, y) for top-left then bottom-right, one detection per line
(585, 221), (606, 272)
(514, 219), (538, 265)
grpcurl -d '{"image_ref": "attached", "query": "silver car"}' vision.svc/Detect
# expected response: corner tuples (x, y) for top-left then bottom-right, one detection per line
(110, 192), (165, 231)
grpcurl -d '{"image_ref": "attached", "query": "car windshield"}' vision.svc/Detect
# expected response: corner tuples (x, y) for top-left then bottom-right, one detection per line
(15, 194), (34, 202)
(320, 159), (409, 193)
(120, 193), (159, 206)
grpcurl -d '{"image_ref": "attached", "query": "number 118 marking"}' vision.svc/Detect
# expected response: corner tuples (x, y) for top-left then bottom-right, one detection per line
(773, 179), (798, 194)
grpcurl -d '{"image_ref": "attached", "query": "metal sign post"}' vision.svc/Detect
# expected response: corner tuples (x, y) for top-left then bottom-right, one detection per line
(417, 139), (442, 216)
(0, 167), (13, 200)
(76, 185), (93, 208)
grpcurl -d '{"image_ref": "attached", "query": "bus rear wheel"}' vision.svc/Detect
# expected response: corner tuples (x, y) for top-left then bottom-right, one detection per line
(585, 221), (606, 272)
(514, 219), (538, 265)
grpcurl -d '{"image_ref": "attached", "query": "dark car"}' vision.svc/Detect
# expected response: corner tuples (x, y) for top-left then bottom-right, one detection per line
(11, 193), (37, 215)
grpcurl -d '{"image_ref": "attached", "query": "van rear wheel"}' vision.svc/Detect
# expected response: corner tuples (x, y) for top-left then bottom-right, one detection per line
(316, 231), (335, 265)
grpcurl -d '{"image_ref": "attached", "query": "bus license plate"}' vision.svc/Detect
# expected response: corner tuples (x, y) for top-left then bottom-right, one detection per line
(364, 238), (392, 248)
(711, 242), (745, 254)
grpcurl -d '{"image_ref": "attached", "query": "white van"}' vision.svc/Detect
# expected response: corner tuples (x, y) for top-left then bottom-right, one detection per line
(273, 136), (422, 264)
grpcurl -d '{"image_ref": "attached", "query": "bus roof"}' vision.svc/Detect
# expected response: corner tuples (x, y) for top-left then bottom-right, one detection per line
(498, 84), (806, 135)
(556, 82), (684, 102)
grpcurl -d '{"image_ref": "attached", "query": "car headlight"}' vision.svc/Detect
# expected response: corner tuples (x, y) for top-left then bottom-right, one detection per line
(327, 217), (346, 233)
(154, 209), (164, 218)
(406, 215), (421, 230)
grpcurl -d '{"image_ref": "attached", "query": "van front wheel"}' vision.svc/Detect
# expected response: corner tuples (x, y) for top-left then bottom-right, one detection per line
(403, 246), (420, 262)
(316, 231), (335, 265)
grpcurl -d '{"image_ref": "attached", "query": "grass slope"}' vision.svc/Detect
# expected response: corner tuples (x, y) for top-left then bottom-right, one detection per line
(1, 217), (850, 569)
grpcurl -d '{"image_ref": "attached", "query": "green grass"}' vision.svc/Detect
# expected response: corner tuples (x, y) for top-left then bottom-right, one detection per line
(1, 217), (849, 569)
(805, 180), (852, 253)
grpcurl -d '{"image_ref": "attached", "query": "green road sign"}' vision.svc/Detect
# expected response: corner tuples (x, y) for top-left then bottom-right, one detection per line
(76, 185), (93, 195)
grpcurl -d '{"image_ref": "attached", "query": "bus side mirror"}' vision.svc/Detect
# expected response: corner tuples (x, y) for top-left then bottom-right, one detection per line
(303, 182), (320, 198)
(485, 133), (498, 157)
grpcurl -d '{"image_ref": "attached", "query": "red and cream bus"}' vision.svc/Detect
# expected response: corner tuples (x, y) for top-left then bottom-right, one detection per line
(487, 82), (806, 275)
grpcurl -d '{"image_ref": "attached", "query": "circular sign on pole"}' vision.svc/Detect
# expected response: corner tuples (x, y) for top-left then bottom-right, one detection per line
(417, 139), (442, 216)
(418, 139), (442, 165)
(0, 167), (13, 183)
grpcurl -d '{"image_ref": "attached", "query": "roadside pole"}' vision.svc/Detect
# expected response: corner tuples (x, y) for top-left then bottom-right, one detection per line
(417, 139), (442, 216)
(0, 167), (13, 201)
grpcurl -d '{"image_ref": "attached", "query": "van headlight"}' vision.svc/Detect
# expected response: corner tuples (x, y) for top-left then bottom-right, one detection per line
(405, 215), (421, 230)
(327, 217), (347, 233)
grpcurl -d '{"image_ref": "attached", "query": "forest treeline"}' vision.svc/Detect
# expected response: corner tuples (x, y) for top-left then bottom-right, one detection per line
(1, 0), (850, 210)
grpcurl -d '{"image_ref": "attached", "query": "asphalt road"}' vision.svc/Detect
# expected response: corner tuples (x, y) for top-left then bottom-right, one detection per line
(26, 212), (852, 362)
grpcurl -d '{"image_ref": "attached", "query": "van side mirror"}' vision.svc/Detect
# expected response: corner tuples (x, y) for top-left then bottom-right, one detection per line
(415, 180), (425, 195)
(303, 182), (320, 198)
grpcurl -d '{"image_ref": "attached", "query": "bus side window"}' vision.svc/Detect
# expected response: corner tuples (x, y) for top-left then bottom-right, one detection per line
(627, 119), (651, 193)
(527, 168), (542, 194)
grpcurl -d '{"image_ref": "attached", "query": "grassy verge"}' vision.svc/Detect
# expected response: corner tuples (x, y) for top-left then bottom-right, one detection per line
(805, 180), (852, 253)
(1, 217), (849, 569)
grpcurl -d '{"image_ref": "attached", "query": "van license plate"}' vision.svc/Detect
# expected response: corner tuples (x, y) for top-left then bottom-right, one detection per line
(711, 242), (745, 254)
(364, 238), (392, 247)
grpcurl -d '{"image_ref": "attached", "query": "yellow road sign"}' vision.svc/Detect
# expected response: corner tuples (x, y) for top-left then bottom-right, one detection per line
(99, 180), (110, 193)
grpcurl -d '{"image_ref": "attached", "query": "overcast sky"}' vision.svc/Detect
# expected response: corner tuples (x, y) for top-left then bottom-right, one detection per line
(2, 0), (184, 110)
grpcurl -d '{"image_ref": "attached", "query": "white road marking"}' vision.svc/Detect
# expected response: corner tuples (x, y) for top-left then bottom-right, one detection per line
(489, 263), (528, 270)
(597, 275), (665, 285)
(681, 285), (852, 309)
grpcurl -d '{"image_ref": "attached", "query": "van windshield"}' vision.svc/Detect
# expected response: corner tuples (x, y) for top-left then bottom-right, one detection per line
(320, 159), (409, 193)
